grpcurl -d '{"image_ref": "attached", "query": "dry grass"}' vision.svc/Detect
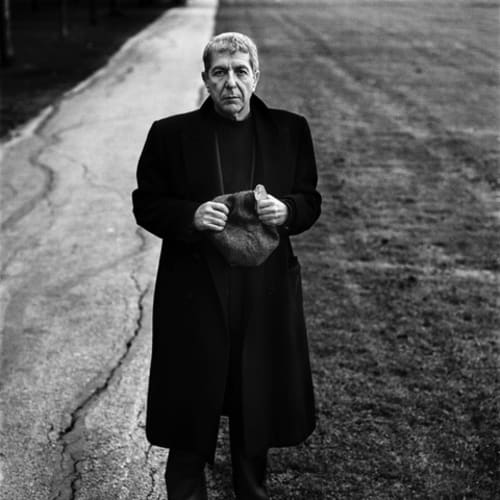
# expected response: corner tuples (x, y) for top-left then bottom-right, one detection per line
(209, 1), (500, 498)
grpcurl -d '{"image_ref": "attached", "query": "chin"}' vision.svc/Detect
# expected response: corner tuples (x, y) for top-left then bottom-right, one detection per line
(222, 105), (242, 117)
(222, 102), (240, 111)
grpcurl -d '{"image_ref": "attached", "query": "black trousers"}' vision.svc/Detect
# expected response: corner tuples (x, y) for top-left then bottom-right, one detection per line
(165, 268), (269, 500)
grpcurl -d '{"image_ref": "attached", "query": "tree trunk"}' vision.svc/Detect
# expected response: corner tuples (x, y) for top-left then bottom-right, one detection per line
(89, 0), (97, 25)
(0, 0), (14, 66)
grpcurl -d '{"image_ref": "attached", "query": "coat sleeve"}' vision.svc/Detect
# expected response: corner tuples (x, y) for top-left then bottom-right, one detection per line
(281, 116), (322, 235)
(132, 121), (202, 242)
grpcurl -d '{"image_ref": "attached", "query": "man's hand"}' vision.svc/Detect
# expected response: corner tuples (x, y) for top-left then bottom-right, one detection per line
(256, 194), (288, 226)
(194, 201), (229, 232)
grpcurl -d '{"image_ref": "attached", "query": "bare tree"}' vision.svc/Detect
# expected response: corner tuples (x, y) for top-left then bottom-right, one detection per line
(0, 0), (14, 66)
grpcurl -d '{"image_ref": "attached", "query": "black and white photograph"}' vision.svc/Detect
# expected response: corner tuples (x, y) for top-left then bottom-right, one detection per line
(1, 0), (499, 499)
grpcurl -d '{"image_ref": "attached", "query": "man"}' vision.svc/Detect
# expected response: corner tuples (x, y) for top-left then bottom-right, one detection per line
(132, 32), (321, 500)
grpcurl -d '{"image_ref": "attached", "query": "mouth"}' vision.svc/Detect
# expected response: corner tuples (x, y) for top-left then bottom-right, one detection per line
(222, 95), (240, 101)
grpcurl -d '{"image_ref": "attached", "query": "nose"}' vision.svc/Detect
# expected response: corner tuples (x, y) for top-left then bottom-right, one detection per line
(225, 70), (236, 88)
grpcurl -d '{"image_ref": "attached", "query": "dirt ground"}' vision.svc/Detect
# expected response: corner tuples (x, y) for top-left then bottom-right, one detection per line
(207, 1), (500, 498)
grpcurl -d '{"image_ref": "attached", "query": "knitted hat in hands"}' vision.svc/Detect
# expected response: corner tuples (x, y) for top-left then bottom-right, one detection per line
(208, 184), (280, 266)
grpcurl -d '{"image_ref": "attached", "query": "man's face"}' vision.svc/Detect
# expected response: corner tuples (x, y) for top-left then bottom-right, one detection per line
(202, 50), (259, 121)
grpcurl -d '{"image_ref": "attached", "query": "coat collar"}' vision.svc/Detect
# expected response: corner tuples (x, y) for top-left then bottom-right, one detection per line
(186, 94), (282, 199)
(199, 93), (272, 119)
(249, 96), (283, 193)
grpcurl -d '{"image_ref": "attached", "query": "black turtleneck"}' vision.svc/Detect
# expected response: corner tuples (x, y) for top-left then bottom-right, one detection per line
(212, 108), (255, 194)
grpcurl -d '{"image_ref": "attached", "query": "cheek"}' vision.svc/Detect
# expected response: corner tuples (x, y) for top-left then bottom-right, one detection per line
(209, 83), (222, 95)
(238, 80), (252, 92)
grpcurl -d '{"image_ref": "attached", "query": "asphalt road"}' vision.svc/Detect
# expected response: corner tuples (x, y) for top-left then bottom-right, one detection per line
(0, 1), (217, 499)
(1, 0), (499, 499)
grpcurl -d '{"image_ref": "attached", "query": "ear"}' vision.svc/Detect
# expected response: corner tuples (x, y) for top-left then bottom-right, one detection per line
(201, 71), (211, 93)
(252, 70), (260, 92)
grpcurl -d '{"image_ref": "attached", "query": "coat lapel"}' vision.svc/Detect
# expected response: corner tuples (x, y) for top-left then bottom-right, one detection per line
(182, 99), (228, 333)
(252, 96), (284, 195)
(182, 100), (224, 201)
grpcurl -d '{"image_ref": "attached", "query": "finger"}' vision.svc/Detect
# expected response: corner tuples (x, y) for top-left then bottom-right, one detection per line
(258, 207), (279, 218)
(206, 216), (227, 227)
(256, 201), (275, 212)
(206, 208), (227, 221)
(211, 202), (230, 214)
(208, 222), (225, 231)
(257, 205), (276, 213)
(209, 212), (227, 222)
(256, 199), (274, 209)
(258, 214), (277, 224)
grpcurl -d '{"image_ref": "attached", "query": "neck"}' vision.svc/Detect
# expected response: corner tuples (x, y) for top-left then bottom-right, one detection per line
(213, 105), (251, 122)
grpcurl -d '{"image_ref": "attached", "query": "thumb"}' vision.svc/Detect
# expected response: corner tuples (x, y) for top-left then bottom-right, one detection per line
(254, 184), (268, 201)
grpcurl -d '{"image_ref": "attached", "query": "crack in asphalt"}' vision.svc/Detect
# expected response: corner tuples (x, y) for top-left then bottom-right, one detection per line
(51, 274), (150, 500)
(135, 226), (148, 255)
(43, 144), (129, 203)
(0, 102), (62, 233)
(78, 157), (128, 203)
(0, 145), (56, 233)
(136, 404), (147, 431)
(0, 78), (119, 236)
(46, 423), (57, 445)
(144, 444), (158, 500)
(0, 178), (18, 198)
(0, 112), (74, 280)
(0, 130), (76, 281)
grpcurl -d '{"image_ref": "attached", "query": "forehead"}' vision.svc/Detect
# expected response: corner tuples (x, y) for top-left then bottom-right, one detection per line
(208, 50), (252, 70)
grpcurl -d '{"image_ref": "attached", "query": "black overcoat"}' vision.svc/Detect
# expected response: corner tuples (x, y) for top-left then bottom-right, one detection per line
(132, 95), (321, 460)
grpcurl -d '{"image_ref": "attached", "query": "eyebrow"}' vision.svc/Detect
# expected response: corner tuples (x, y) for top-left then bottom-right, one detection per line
(211, 64), (250, 72)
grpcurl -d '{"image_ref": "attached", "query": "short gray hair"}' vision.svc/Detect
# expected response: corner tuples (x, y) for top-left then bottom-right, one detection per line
(202, 32), (259, 74)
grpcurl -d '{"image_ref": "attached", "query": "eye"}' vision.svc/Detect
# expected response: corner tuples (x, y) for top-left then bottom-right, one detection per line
(236, 68), (249, 76)
(212, 69), (225, 77)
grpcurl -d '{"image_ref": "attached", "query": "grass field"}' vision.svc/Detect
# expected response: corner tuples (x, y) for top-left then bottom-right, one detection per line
(208, 1), (500, 498)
